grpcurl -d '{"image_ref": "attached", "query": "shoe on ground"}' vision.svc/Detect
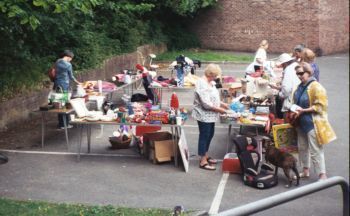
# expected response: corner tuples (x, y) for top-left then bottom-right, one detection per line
(293, 172), (310, 180)
(59, 124), (73, 129)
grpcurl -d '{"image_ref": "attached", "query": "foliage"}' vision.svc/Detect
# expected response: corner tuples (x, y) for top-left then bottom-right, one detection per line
(0, 0), (218, 101)
(156, 50), (253, 63)
(0, 198), (175, 216)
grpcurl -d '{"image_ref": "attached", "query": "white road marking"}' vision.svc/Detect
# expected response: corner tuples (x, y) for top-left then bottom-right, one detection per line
(208, 172), (230, 215)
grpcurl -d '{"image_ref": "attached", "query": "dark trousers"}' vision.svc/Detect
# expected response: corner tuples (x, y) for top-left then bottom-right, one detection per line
(275, 95), (284, 119)
(197, 121), (215, 156)
(58, 114), (70, 128)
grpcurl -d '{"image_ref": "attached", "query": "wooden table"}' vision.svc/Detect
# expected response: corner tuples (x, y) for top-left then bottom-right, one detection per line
(106, 78), (142, 101)
(37, 108), (75, 148)
(70, 120), (183, 166)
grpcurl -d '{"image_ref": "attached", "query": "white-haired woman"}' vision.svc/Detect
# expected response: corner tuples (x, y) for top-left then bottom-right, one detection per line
(192, 64), (229, 170)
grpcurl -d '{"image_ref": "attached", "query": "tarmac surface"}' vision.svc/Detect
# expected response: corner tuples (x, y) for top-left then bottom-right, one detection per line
(0, 52), (348, 215)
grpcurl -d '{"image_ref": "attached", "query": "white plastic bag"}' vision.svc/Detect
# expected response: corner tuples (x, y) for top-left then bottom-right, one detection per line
(76, 84), (86, 97)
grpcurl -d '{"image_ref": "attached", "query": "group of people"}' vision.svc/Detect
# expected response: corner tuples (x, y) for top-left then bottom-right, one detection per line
(193, 42), (336, 182)
(53, 46), (336, 181)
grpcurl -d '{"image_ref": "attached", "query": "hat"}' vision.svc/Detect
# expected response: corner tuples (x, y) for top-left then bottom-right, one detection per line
(62, 50), (74, 58)
(275, 53), (294, 65)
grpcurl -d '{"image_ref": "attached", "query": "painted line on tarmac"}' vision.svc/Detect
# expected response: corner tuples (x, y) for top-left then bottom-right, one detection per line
(208, 172), (230, 215)
(0, 149), (140, 158)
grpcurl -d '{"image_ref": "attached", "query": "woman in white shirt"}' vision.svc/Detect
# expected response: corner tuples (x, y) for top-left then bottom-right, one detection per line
(245, 40), (269, 75)
(269, 53), (301, 117)
(192, 64), (229, 171)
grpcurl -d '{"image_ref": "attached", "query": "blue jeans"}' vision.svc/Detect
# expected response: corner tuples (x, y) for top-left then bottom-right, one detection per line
(197, 121), (215, 156)
(176, 68), (184, 87)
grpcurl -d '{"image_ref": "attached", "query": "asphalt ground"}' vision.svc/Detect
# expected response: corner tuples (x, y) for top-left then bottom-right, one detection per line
(0, 52), (348, 215)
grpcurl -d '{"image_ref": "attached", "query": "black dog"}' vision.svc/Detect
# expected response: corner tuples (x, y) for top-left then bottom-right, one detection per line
(265, 144), (300, 188)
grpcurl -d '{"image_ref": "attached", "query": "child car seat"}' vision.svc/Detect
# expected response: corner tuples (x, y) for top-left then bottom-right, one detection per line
(233, 136), (278, 189)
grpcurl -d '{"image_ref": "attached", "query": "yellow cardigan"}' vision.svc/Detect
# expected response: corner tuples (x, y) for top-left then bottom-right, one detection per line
(306, 81), (337, 145)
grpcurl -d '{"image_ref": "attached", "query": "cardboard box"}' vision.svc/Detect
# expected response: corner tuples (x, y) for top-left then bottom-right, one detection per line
(154, 139), (175, 163)
(143, 131), (176, 163)
(222, 153), (241, 174)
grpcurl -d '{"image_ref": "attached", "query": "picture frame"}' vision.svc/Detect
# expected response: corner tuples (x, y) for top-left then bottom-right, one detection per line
(272, 124), (298, 153)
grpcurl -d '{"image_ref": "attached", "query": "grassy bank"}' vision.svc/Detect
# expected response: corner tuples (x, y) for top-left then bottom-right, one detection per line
(156, 49), (253, 63)
(0, 198), (174, 216)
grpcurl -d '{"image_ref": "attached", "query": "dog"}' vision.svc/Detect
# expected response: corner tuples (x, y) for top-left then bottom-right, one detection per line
(265, 143), (300, 188)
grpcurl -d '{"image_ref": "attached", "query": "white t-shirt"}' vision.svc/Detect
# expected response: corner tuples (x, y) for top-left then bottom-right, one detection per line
(254, 48), (267, 66)
(279, 62), (301, 111)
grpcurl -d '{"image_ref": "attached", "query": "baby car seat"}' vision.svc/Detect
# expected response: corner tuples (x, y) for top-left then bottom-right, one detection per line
(233, 136), (278, 189)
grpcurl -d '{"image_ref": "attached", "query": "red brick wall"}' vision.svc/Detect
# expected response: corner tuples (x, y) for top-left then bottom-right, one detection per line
(318, 0), (349, 54)
(191, 0), (349, 55)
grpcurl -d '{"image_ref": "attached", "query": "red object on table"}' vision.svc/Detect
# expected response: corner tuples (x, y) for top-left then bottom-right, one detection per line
(170, 92), (179, 109)
(135, 126), (161, 136)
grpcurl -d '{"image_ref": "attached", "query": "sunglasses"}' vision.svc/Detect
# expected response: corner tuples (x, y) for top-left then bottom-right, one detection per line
(296, 71), (306, 76)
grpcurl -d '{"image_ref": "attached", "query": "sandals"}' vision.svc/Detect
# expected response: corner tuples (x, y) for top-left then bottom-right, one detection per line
(199, 163), (216, 171)
(293, 172), (310, 180)
(207, 157), (218, 164)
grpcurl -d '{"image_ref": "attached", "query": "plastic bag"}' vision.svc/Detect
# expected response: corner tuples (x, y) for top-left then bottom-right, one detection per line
(230, 101), (245, 113)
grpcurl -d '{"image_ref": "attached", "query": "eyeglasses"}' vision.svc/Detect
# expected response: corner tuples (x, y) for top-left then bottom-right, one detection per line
(296, 71), (306, 76)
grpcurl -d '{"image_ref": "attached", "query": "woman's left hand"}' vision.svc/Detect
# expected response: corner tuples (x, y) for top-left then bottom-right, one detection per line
(221, 102), (229, 109)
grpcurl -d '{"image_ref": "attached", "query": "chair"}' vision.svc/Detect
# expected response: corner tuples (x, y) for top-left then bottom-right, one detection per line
(233, 136), (278, 189)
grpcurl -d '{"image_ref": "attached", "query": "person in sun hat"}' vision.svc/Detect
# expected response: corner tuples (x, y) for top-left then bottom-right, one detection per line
(269, 53), (300, 118)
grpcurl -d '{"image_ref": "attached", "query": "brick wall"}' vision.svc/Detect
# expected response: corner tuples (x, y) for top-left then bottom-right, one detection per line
(318, 0), (349, 54)
(0, 44), (167, 131)
(191, 0), (349, 55)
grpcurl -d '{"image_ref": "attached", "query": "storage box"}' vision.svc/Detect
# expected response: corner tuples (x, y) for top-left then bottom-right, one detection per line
(222, 153), (241, 174)
(143, 131), (176, 163)
(153, 139), (175, 163)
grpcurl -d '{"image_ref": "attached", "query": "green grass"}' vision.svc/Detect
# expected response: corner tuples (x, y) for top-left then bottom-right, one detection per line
(155, 49), (253, 63)
(0, 198), (175, 216)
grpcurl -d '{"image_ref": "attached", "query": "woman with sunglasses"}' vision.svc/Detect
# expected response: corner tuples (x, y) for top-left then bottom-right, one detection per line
(292, 62), (336, 181)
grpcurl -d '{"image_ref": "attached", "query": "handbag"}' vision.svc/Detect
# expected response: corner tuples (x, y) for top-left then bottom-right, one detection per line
(286, 80), (315, 127)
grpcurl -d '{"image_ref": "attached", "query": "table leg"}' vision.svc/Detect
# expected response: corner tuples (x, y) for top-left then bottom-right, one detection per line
(77, 124), (83, 162)
(41, 112), (46, 148)
(87, 125), (91, 153)
(62, 115), (69, 149)
(227, 124), (232, 153)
